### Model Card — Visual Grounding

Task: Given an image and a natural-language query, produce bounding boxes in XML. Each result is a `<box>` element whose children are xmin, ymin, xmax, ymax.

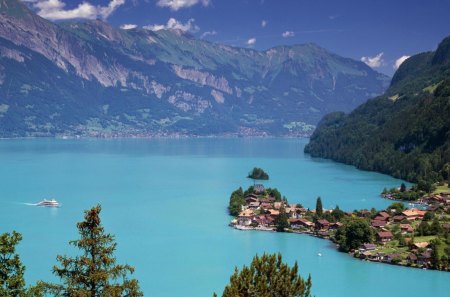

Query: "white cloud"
<box><xmin>144</xmin><ymin>24</ymin><xmax>166</xmax><ymax>31</ymax></box>
<box><xmin>157</xmin><ymin>0</ymin><xmax>210</xmax><ymax>11</ymax></box>
<box><xmin>261</xmin><ymin>20</ymin><xmax>267</xmax><ymax>28</ymax></box>
<box><xmin>361</xmin><ymin>52</ymin><xmax>384</xmax><ymax>68</ymax></box>
<box><xmin>247</xmin><ymin>38</ymin><xmax>256</xmax><ymax>46</ymax></box>
<box><xmin>200</xmin><ymin>30</ymin><xmax>217</xmax><ymax>39</ymax></box>
<box><xmin>282</xmin><ymin>31</ymin><xmax>295</xmax><ymax>38</ymax></box>
<box><xmin>394</xmin><ymin>55</ymin><xmax>410</xmax><ymax>69</ymax></box>
<box><xmin>30</xmin><ymin>0</ymin><xmax>125</xmax><ymax>21</ymax></box>
<box><xmin>144</xmin><ymin>18</ymin><xmax>200</xmax><ymax>33</ymax></box>
<box><xmin>120</xmin><ymin>24</ymin><xmax>138</xmax><ymax>30</ymax></box>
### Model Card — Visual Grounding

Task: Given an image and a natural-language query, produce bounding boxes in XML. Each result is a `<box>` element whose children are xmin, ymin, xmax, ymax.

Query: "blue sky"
<box><xmin>24</xmin><ymin>0</ymin><xmax>450</xmax><ymax>76</ymax></box>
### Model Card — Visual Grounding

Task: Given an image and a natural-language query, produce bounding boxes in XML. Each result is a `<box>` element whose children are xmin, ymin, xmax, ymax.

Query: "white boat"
<box><xmin>36</xmin><ymin>199</ymin><xmax>61</xmax><ymax>207</ymax></box>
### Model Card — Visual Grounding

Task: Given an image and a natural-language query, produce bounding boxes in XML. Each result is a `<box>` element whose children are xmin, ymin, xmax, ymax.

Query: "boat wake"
<box><xmin>20</xmin><ymin>199</ymin><xmax>61</xmax><ymax>207</ymax></box>
<box><xmin>21</xmin><ymin>202</ymin><xmax>38</xmax><ymax>206</ymax></box>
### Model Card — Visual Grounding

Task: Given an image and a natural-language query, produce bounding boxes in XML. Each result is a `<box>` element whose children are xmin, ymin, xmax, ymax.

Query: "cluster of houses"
<box><xmin>230</xmin><ymin>188</ymin><xmax>341</xmax><ymax>233</ymax></box>
<box><xmin>356</xmin><ymin>207</ymin><xmax>448</xmax><ymax>268</ymax></box>
<box><xmin>229</xmin><ymin>186</ymin><xmax>450</xmax><ymax>270</ymax></box>
<box><xmin>421</xmin><ymin>192</ymin><xmax>450</xmax><ymax>206</ymax></box>
<box><xmin>384</xmin><ymin>190</ymin><xmax>450</xmax><ymax>207</ymax></box>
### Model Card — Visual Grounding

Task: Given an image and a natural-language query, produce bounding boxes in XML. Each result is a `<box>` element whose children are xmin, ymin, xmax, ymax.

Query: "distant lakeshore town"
<box><xmin>229</xmin><ymin>168</ymin><xmax>450</xmax><ymax>271</ymax></box>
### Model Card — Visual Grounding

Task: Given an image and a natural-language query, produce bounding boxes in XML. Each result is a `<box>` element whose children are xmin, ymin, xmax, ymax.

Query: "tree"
<box><xmin>400</xmin><ymin>183</ymin><xmax>407</xmax><ymax>192</ymax></box>
<box><xmin>430</xmin><ymin>218</ymin><xmax>442</xmax><ymax>235</ymax></box>
<box><xmin>266</xmin><ymin>188</ymin><xmax>282</xmax><ymax>202</ymax></box>
<box><xmin>0</xmin><ymin>231</ymin><xmax>26</xmax><ymax>297</ymax></box>
<box><xmin>335</xmin><ymin>217</ymin><xmax>373</xmax><ymax>252</ymax></box>
<box><xmin>423</xmin><ymin>211</ymin><xmax>435</xmax><ymax>221</ymax></box>
<box><xmin>229</xmin><ymin>187</ymin><xmax>245</xmax><ymax>216</ymax></box>
<box><xmin>331</xmin><ymin>205</ymin><xmax>345</xmax><ymax>222</ymax></box>
<box><xmin>315</xmin><ymin>197</ymin><xmax>323</xmax><ymax>218</ymax></box>
<box><xmin>416</xmin><ymin>220</ymin><xmax>430</xmax><ymax>236</ymax></box>
<box><xmin>217</xmin><ymin>253</ymin><xmax>312</xmax><ymax>297</ymax></box>
<box><xmin>44</xmin><ymin>205</ymin><xmax>143</xmax><ymax>297</ymax></box>
<box><xmin>387</xmin><ymin>202</ymin><xmax>405</xmax><ymax>215</ymax></box>
<box><xmin>275</xmin><ymin>206</ymin><xmax>290</xmax><ymax>232</ymax></box>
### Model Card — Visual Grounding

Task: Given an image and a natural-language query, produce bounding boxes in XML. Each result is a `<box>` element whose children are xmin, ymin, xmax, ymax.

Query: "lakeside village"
<box><xmin>229</xmin><ymin>169</ymin><xmax>450</xmax><ymax>271</ymax></box>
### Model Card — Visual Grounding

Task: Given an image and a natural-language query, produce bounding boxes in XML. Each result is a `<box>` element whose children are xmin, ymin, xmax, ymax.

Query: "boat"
<box><xmin>317</xmin><ymin>253</ymin><xmax>322</xmax><ymax>257</ymax></box>
<box><xmin>36</xmin><ymin>199</ymin><xmax>61</xmax><ymax>207</ymax></box>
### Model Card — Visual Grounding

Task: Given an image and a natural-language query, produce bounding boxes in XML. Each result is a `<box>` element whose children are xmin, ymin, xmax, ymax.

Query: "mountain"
<box><xmin>305</xmin><ymin>35</ymin><xmax>450</xmax><ymax>183</ymax></box>
<box><xmin>0</xmin><ymin>0</ymin><xmax>389</xmax><ymax>137</ymax></box>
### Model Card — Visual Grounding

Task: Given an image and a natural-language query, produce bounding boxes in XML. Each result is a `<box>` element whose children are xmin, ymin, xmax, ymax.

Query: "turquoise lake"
<box><xmin>0</xmin><ymin>138</ymin><xmax>448</xmax><ymax>296</ymax></box>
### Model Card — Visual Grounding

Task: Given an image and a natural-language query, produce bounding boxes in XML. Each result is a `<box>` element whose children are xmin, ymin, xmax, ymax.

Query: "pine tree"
<box><xmin>315</xmin><ymin>197</ymin><xmax>323</xmax><ymax>218</ymax></box>
<box><xmin>44</xmin><ymin>205</ymin><xmax>143</xmax><ymax>297</ymax></box>
<box><xmin>0</xmin><ymin>231</ymin><xmax>26</xmax><ymax>297</ymax></box>
<box><xmin>218</xmin><ymin>253</ymin><xmax>312</xmax><ymax>297</ymax></box>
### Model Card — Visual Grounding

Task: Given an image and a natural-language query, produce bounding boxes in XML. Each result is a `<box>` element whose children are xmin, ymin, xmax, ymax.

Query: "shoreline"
<box><xmin>229</xmin><ymin>224</ymin><xmax>446</xmax><ymax>272</ymax></box>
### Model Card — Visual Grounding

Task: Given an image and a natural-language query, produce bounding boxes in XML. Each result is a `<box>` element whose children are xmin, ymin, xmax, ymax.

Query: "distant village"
<box><xmin>229</xmin><ymin>180</ymin><xmax>450</xmax><ymax>271</ymax></box>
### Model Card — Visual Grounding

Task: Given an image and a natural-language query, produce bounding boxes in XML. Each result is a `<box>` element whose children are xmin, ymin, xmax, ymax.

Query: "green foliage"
<box><xmin>247</xmin><ymin>167</ymin><xmax>269</xmax><ymax>180</ymax></box>
<box><xmin>0</xmin><ymin>231</ymin><xmax>26</xmax><ymax>297</ymax></box>
<box><xmin>331</xmin><ymin>205</ymin><xmax>345</xmax><ymax>222</ymax></box>
<box><xmin>275</xmin><ymin>206</ymin><xmax>290</xmax><ymax>232</ymax></box>
<box><xmin>228</xmin><ymin>187</ymin><xmax>245</xmax><ymax>216</ymax></box>
<box><xmin>430</xmin><ymin>218</ymin><xmax>443</xmax><ymax>235</ymax></box>
<box><xmin>387</xmin><ymin>202</ymin><xmax>406</xmax><ymax>215</ymax></box>
<box><xmin>305</xmin><ymin>36</ymin><xmax>450</xmax><ymax>183</ymax></box>
<box><xmin>384</xmin><ymin>186</ymin><xmax>424</xmax><ymax>201</ymax></box>
<box><xmin>266</xmin><ymin>188</ymin><xmax>282</xmax><ymax>202</ymax></box>
<box><xmin>416</xmin><ymin>221</ymin><xmax>431</xmax><ymax>236</ymax></box>
<box><xmin>335</xmin><ymin>217</ymin><xmax>373</xmax><ymax>252</ymax></box>
<box><xmin>423</xmin><ymin>211</ymin><xmax>435</xmax><ymax>221</ymax></box>
<box><xmin>315</xmin><ymin>197</ymin><xmax>323</xmax><ymax>218</ymax></box>
<box><xmin>43</xmin><ymin>205</ymin><xmax>143</xmax><ymax>297</ymax></box>
<box><xmin>400</xmin><ymin>183</ymin><xmax>407</xmax><ymax>192</ymax></box>
<box><xmin>218</xmin><ymin>253</ymin><xmax>312</xmax><ymax>297</ymax></box>
<box><xmin>430</xmin><ymin>238</ymin><xmax>449</xmax><ymax>270</ymax></box>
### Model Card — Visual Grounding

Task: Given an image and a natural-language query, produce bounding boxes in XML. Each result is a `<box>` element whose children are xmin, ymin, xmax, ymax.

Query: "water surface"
<box><xmin>0</xmin><ymin>138</ymin><xmax>447</xmax><ymax>296</ymax></box>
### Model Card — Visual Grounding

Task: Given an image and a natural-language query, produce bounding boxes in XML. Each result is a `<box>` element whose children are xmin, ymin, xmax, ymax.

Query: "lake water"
<box><xmin>0</xmin><ymin>138</ymin><xmax>448</xmax><ymax>296</ymax></box>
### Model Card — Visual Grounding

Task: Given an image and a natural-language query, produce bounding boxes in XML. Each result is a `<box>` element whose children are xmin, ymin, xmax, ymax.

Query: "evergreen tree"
<box><xmin>315</xmin><ymin>197</ymin><xmax>323</xmax><ymax>218</ymax></box>
<box><xmin>0</xmin><ymin>231</ymin><xmax>26</xmax><ymax>297</ymax></box>
<box><xmin>400</xmin><ymin>183</ymin><xmax>407</xmax><ymax>192</ymax></box>
<box><xmin>275</xmin><ymin>206</ymin><xmax>290</xmax><ymax>232</ymax></box>
<box><xmin>44</xmin><ymin>205</ymin><xmax>143</xmax><ymax>297</ymax></box>
<box><xmin>218</xmin><ymin>253</ymin><xmax>312</xmax><ymax>297</ymax></box>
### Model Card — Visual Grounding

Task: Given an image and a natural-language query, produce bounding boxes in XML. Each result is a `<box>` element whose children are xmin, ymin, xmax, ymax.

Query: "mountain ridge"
<box><xmin>0</xmin><ymin>0</ymin><xmax>389</xmax><ymax>137</ymax></box>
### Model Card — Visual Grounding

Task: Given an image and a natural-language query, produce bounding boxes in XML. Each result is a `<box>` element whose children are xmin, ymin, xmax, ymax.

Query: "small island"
<box><xmin>228</xmin><ymin>180</ymin><xmax>450</xmax><ymax>271</ymax></box>
<box><xmin>247</xmin><ymin>167</ymin><xmax>269</xmax><ymax>180</ymax></box>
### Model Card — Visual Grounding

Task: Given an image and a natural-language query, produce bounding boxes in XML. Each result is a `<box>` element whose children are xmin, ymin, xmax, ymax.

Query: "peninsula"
<box><xmin>228</xmin><ymin>182</ymin><xmax>450</xmax><ymax>271</ymax></box>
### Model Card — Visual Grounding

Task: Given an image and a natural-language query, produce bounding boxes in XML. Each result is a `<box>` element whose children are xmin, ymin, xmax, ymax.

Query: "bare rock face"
<box><xmin>173</xmin><ymin>65</ymin><xmax>233</xmax><ymax>95</ymax></box>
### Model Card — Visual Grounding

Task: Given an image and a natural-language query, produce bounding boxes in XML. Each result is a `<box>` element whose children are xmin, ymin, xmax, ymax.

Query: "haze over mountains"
<box><xmin>0</xmin><ymin>0</ymin><xmax>389</xmax><ymax>137</ymax></box>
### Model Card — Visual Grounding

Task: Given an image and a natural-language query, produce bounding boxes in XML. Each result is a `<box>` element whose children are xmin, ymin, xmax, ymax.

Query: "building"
<box><xmin>315</xmin><ymin>219</ymin><xmax>330</xmax><ymax>230</ymax></box>
<box><xmin>371</xmin><ymin>220</ymin><xmax>386</xmax><ymax>228</ymax></box>
<box><xmin>400</xmin><ymin>224</ymin><xmax>414</xmax><ymax>234</ymax></box>
<box><xmin>254</xmin><ymin>184</ymin><xmax>265</xmax><ymax>193</ymax></box>
<box><xmin>402</xmin><ymin>208</ymin><xmax>427</xmax><ymax>221</ymax></box>
<box><xmin>237</xmin><ymin>209</ymin><xmax>255</xmax><ymax>226</ymax></box>
<box><xmin>377</xmin><ymin>231</ymin><xmax>393</xmax><ymax>243</ymax></box>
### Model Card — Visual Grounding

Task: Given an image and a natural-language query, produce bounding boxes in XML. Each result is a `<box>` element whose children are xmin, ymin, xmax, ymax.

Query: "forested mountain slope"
<box><xmin>305</xmin><ymin>36</ymin><xmax>450</xmax><ymax>183</ymax></box>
